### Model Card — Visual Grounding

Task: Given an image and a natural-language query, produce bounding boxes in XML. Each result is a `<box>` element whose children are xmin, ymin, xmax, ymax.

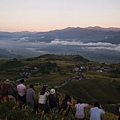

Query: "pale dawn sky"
<box><xmin>0</xmin><ymin>0</ymin><xmax>120</xmax><ymax>32</ymax></box>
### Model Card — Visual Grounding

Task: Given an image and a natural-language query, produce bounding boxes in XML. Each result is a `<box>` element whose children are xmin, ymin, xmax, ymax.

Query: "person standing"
<box><xmin>1</xmin><ymin>79</ymin><xmax>11</xmax><ymax>100</ymax></box>
<box><xmin>90</xmin><ymin>101</ymin><xmax>105</xmax><ymax>120</ymax></box>
<box><xmin>8</xmin><ymin>82</ymin><xmax>17</xmax><ymax>103</ymax></box>
<box><xmin>17</xmin><ymin>79</ymin><xmax>26</xmax><ymax>108</ymax></box>
<box><xmin>0</xmin><ymin>80</ymin><xmax>3</xmax><ymax>102</ymax></box>
<box><xmin>38</xmin><ymin>86</ymin><xmax>49</xmax><ymax>114</ymax></box>
<box><xmin>60</xmin><ymin>94</ymin><xmax>73</xmax><ymax>116</ymax></box>
<box><xmin>118</xmin><ymin>104</ymin><xmax>120</xmax><ymax>120</ymax></box>
<box><xmin>75</xmin><ymin>99</ymin><xmax>89</xmax><ymax>120</ymax></box>
<box><xmin>26</xmin><ymin>84</ymin><xmax>35</xmax><ymax>110</ymax></box>
<box><xmin>48</xmin><ymin>89</ymin><xmax>57</xmax><ymax>110</ymax></box>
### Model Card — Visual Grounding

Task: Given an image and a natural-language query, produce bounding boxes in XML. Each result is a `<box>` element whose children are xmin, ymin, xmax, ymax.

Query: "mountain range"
<box><xmin>0</xmin><ymin>26</ymin><xmax>120</xmax><ymax>63</ymax></box>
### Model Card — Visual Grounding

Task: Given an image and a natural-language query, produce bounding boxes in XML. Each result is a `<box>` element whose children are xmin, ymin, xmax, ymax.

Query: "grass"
<box><xmin>58</xmin><ymin>78</ymin><xmax>120</xmax><ymax>103</ymax></box>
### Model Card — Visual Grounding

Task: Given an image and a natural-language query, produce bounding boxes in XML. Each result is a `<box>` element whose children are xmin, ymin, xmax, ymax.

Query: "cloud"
<box><xmin>49</xmin><ymin>39</ymin><xmax>115</xmax><ymax>46</ymax></box>
<box><xmin>48</xmin><ymin>39</ymin><xmax>120</xmax><ymax>52</ymax></box>
<box><xmin>0</xmin><ymin>38</ymin><xmax>120</xmax><ymax>52</ymax></box>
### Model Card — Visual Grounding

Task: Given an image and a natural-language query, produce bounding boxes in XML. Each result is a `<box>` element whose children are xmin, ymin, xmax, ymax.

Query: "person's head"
<box><xmin>40</xmin><ymin>86</ymin><xmax>47</xmax><ymax>95</ymax></box>
<box><xmin>20</xmin><ymin>79</ymin><xmax>24</xmax><ymax>83</ymax></box>
<box><xmin>41</xmin><ymin>86</ymin><xmax>46</xmax><ymax>92</ymax></box>
<box><xmin>30</xmin><ymin>84</ymin><xmax>33</xmax><ymax>88</ymax></box>
<box><xmin>77</xmin><ymin>99</ymin><xmax>81</xmax><ymax>104</ymax></box>
<box><xmin>94</xmin><ymin>101</ymin><xmax>100</xmax><ymax>108</ymax></box>
<box><xmin>65</xmin><ymin>94</ymin><xmax>71</xmax><ymax>100</ymax></box>
<box><xmin>4</xmin><ymin>79</ymin><xmax>10</xmax><ymax>84</ymax></box>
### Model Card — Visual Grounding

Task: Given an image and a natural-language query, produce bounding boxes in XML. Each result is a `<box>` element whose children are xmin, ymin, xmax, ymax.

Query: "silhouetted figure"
<box><xmin>60</xmin><ymin>94</ymin><xmax>74</xmax><ymax>116</ymax></box>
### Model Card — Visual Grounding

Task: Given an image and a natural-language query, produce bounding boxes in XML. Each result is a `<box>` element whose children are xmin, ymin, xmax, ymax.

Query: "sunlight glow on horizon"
<box><xmin>0</xmin><ymin>0</ymin><xmax>120</xmax><ymax>32</ymax></box>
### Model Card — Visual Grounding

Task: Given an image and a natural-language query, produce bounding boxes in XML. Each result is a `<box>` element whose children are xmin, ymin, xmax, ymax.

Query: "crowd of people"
<box><xmin>0</xmin><ymin>78</ymin><xmax>120</xmax><ymax>120</ymax></box>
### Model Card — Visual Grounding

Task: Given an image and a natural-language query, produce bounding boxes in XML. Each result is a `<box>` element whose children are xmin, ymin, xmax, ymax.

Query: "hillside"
<box><xmin>0</xmin><ymin>54</ymin><xmax>120</xmax><ymax>118</ymax></box>
<box><xmin>0</xmin><ymin>54</ymin><xmax>119</xmax><ymax>103</ymax></box>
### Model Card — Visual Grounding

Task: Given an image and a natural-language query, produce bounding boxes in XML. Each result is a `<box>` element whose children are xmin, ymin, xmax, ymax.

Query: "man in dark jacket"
<box><xmin>48</xmin><ymin>89</ymin><xmax>57</xmax><ymax>110</ymax></box>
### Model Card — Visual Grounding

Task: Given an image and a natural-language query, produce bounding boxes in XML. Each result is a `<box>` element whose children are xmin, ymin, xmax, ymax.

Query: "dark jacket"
<box><xmin>48</xmin><ymin>94</ymin><xmax>57</xmax><ymax>109</ymax></box>
<box><xmin>8</xmin><ymin>84</ymin><xmax>17</xmax><ymax>98</ymax></box>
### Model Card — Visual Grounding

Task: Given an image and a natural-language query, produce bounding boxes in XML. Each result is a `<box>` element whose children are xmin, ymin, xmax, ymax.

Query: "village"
<box><xmin>15</xmin><ymin>60</ymin><xmax>115</xmax><ymax>89</ymax></box>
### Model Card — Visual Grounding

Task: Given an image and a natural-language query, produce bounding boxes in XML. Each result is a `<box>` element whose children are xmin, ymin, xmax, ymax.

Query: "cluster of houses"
<box><xmin>19</xmin><ymin>66</ymin><xmax>38</xmax><ymax>78</ymax></box>
<box><xmin>16</xmin><ymin>62</ymin><xmax>113</xmax><ymax>89</ymax></box>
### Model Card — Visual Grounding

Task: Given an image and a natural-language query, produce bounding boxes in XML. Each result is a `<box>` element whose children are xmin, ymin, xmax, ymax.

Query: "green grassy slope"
<box><xmin>58</xmin><ymin>78</ymin><xmax>120</xmax><ymax>103</ymax></box>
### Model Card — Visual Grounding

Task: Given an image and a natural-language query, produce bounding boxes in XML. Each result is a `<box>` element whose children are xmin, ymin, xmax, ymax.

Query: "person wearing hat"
<box><xmin>4</xmin><ymin>79</ymin><xmax>10</xmax><ymax>84</ymax></box>
<box><xmin>48</xmin><ymin>88</ymin><xmax>57</xmax><ymax>110</ymax></box>
<box><xmin>1</xmin><ymin>79</ymin><xmax>11</xmax><ymax>100</ymax></box>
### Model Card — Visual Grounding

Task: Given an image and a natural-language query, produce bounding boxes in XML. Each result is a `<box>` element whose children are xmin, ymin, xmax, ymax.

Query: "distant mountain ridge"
<box><xmin>87</xmin><ymin>26</ymin><xmax>120</xmax><ymax>31</ymax></box>
<box><xmin>1</xmin><ymin>26</ymin><xmax>120</xmax><ymax>43</ymax></box>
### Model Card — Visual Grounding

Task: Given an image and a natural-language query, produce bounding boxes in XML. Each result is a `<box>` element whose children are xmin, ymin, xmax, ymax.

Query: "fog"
<box><xmin>0</xmin><ymin>38</ymin><xmax>120</xmax><ymax>63</ymax></box>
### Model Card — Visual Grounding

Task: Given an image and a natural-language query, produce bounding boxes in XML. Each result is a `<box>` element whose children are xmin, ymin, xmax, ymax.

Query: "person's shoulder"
<box><xmin>22</xmin><ymin>84</ymin><xmax>26</xmax><ymax>88</ymax></box>
<box><xmin>99</xmin><ymin>108</ymin><xmax>105</xmax><ymax>112</ymax></box>
<box><xmin>17</xmin><ymin>84</ymin><xmax>20</xmax><ymax>87</ymax></box>
<box><xmin>90</xmin><ymin>107</ymin><xmax>96</xmax><ymax>111</ymax></box>
<box><xmin>75</xmin><ymin>103</ymin><xmax>79</xmax><ymax>107</ymax></box>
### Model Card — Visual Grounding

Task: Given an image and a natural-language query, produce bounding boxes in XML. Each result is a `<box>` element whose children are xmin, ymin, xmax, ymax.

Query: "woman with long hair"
<box><xmin>38</xmin><ymin>86</ymin><xmax>49</xmax><ymax>115</ymax></box>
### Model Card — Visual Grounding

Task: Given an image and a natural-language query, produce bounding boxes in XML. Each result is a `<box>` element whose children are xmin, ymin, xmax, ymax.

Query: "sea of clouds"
<box><xmin>0</xmin><ymin>38</ymin><xmax>120</xmax><ymax>52</ymax></box>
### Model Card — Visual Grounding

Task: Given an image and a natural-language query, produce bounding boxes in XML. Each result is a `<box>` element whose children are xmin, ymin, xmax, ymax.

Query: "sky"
<box><xmin>0</xmin><ymin>0</ymin><xmax>120</xmax><ymax>32</ymax></box>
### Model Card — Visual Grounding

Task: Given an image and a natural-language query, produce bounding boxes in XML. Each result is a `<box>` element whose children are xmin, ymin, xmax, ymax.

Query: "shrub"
<box><xmin>0</xmin><ymin>101</ymin><xmax>15</xmax><ymax>120</ymax></box>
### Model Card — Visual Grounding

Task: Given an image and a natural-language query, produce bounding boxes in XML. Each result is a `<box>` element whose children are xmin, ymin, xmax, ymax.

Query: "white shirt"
<box><xmin>90</xmin><ymin>107</ymin><xmax>105</xmax><ymax>120</ymax></box>
<box><xmin>38</xmin><ymin>92</ymin><xmax>49</xmax><ymax>104</ymax></box>
<box><xmin>75</xmin><ymin>103</ymin><xmax>88</xmax><ymax>118</ymax></box>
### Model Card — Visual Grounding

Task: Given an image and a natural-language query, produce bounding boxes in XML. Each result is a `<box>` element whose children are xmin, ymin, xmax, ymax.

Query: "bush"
<box><xmin>0</xmin><ymin>101</ymin><xmax>15</xmax><ymax>120</ymax></box>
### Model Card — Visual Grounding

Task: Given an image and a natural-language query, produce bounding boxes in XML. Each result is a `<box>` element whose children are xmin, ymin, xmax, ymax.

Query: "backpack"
<box><xmin>8</xmin><ymin>85</ymin><xmax>17</xmax><ymax>98</ymax></box>
<box><xmin>61</xmin><ymin>99</ymin><xmax>67</xmax><ymax>109</ymax></box>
